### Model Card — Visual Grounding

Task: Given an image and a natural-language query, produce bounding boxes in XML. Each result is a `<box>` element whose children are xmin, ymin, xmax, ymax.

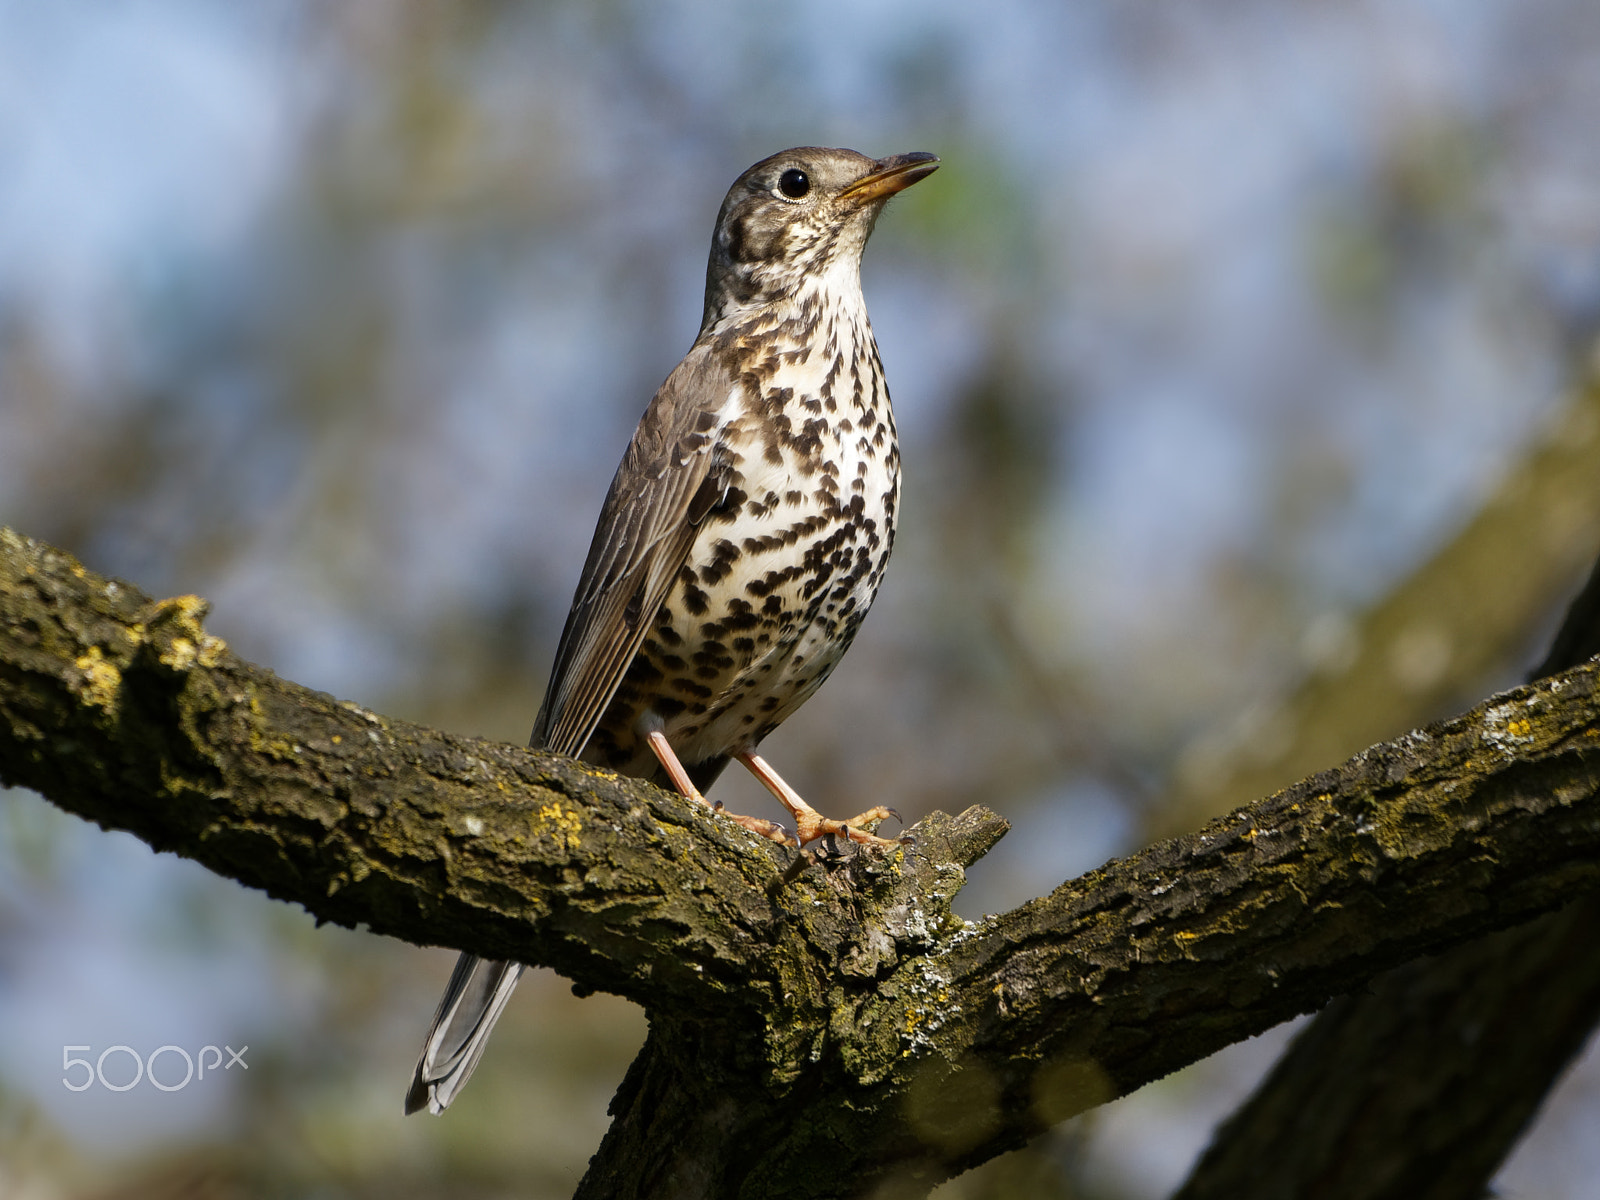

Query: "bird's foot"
<box><xmin>647</xmin><ymin>731</ymin><xmax>909</xmax><ymax>849</ymax></box>
<box><xmin>736</xmin><ymin>751</ymin><xmax>912</xmax><ymax>850</ymax></box>
<box><xmin>711</xmin><ymin>801</ymin><xmax>793</xmax><ymax>845</ymax></box>
<box><xmin>792</xmin><ymin>804</ymin><xmax>907</xmax><ymax>848</ymax></box>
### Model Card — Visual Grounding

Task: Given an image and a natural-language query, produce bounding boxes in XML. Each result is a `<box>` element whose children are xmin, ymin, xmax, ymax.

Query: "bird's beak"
<box><xmin>840</xmin><ymin>152</ymin><xmax>941</xmax><ymax>206</ymax></box>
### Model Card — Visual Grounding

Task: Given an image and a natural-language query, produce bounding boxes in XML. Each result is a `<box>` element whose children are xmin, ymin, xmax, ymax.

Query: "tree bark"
<box><xmin>1175</xmin><ymin>550</ymin><xmax>1600</xmax><ymax>1200</ymax></box>
<box><xmin>7</xmin><ymin>523</ymin><xmax>1600</xmax><ymax>1198</ymax></box>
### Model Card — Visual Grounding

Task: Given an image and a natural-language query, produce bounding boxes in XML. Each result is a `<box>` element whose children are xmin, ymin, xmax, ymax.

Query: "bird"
<box><xmin>405</xmin><ymin>145</ymin><xmax>939</xmax><ymax>1115</ymax></box>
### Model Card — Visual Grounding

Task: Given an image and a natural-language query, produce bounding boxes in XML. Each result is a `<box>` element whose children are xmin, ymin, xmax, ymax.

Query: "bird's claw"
<box><xmin>884</xmin><ymin>809</ymin><xmax>916</xmax><ymax>844</ymax></box>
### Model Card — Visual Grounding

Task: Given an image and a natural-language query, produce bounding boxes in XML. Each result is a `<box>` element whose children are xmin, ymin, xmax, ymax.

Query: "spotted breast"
<box><xmin>582</xmin><ymin>286</ymin><xmax>901</xmax><ymax>791</ymax></box>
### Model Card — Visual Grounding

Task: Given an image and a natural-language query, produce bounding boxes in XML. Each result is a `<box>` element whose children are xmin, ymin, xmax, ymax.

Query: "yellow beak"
<box><xmin>840</xmin><ymin>152</ymin><xmax>941</xmax><ymax>205</ymax></box>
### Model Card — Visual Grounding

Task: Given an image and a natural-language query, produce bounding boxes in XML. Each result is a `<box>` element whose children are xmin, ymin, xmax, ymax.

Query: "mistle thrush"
<box><xmin>407</xmin><ymin>146</ymin><xmax>939</xmax><ymax>1115</ymax></box>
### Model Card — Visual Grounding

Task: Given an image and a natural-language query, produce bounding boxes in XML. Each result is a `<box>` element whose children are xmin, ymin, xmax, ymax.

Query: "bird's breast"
<box><xmin>586</xmin><ymin>313</ymin><xmax>902</xmax><ymax>777</ymax></box>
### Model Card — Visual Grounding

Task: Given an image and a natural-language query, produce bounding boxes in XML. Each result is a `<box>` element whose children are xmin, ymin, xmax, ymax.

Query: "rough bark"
<box><xmin>1175</xmin><ymin>549</ymin><xmax>1600</xmax><ymax>1200</ymax></box>
<box><xmin>7</xmin><ymin>523</ymin><xmax>1600</xmax><ymax>1199</ymax></box>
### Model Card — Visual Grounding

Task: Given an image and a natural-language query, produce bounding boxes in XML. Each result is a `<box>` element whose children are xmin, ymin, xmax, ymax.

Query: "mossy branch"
<box><xmin>6</xmin><ymin>523</ymin><xmax>1600</xmax><ymax>1198</ymax></box>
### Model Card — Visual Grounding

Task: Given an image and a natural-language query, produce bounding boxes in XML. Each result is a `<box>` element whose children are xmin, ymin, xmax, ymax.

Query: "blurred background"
<box><xmin>3</xmin><ymin>1</ymin><xmax>1600</xmax><ymax>1196</ymax></box>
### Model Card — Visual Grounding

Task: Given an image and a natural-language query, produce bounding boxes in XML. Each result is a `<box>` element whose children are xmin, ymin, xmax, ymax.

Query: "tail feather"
<box><xmin>405</xmin><ymin>953</ymin><xmax>526</xmax><ymax>1115</ymax></box>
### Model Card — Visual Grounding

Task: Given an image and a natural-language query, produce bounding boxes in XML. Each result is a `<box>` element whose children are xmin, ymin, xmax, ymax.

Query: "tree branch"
<box><xmin>1175</xmin><ymin>548</ymin><xmax>1600</xmax><ymax>1200</ymax></box>
<box><xmin>6</xmin><ymin>523</ymin><xmax>1600</xmax><ymax>1198</ymax></box>
<box><xmin>0</xmin><ymin>529</ymin><xmax>814</xmax><ymax>1011</ymax></box>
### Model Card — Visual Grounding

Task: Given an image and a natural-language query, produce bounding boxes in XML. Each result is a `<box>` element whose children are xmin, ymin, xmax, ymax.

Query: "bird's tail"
<box><xmin>405</xmin><ymin>953</ymin><xmax>526</xmax><ymax>1115</ymax></box>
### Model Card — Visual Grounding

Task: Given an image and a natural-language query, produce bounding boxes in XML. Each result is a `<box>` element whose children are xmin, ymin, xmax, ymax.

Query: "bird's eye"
<box><xmin>778</xmin><ymin>168</ymin><xmax>810</xmax><ymax>199</ymax></box>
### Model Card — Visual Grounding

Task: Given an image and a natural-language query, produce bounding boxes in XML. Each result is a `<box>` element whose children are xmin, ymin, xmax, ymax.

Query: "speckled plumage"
<box><xmin>576</xmin><ymin>272</ymin><xmax>898</xmax><ymax>788</ymax></box>
<box><xmin>407</xmin><ymin>146</ymin><xmax>938</xmax><ymax>1116</ymax></box>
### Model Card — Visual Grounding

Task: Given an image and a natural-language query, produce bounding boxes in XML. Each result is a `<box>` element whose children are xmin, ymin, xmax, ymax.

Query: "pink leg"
<box><xmin>646</xmin><ymin>731</ymin><xmax>791</xmax><ymax>844</ymax></box>
<box><xmin>646</xmin><ymin>730</ymin><xmax>708</xmax><ymax>804</ymax></box>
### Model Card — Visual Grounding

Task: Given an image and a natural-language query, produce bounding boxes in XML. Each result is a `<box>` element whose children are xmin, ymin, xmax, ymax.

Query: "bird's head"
<box><xmin>701</xmin><ymin>146</ymin><xmax>939</xmax><ymax>331</ymax></box>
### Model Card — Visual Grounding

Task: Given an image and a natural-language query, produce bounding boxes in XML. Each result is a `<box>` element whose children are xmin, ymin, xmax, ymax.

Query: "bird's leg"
<box><xmin>645</xmin><ymin>731</ymin><xmax>791</xmax><ymax>844</ymax></box>
<box><xmin>735</xmin><ymin>751</ymin><xmax>908</xmax><ymax>848</ymax></box>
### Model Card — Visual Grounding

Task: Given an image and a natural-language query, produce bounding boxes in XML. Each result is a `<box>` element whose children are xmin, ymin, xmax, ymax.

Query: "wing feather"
<box><xmin>530</xmin><ymin>347</ymin><xmax>735</xmax><ymax>757</ymax></box>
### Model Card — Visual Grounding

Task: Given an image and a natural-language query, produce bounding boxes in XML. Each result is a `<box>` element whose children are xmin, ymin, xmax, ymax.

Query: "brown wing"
<box><xmin>529</xmin><ymin>346</ymin><xmax>735</xmax><ymax>757</ymax></box>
